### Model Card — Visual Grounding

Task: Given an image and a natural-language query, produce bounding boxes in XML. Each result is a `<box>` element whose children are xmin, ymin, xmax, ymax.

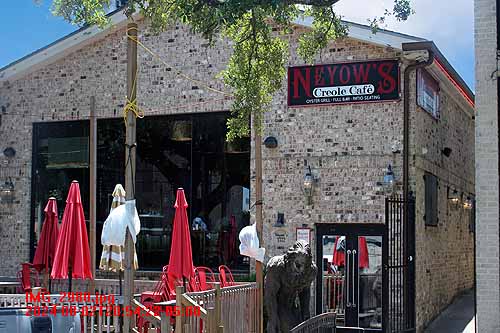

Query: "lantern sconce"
<box><xmin>1</xmin><ymin>178</ymin><xmax>14</xmax><ymax>193</ymax></box>
<box><xmin>303</xmin><ymin>166</ymin><xmax>318</xmax><ymax>205</ymax></box>
<box><xmin>463</xmin><ymin>196</ymin><xmax>473</xmax><ymax>210</ymax></box>
<box><xmin>0</xmin><ymin>177</ymin><xmax>14</xmax><ymax>203</ymax></box>
<box><xmin>447</xmin><ymin>187</ymin><xmax>461</xmax><ymax>207</ymax></box>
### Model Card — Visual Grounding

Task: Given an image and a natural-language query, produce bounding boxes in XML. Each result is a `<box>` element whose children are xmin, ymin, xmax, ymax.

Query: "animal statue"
<box><xmin>264</xmin><ymin>241</ymin><xmax>317</xmax><ymax>333</ymax></box>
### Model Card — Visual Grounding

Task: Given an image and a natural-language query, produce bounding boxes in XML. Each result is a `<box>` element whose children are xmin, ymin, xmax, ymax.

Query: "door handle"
<box><xmin>351</xmin><ymin>249</ymin><xmax>357</xmax><ymax>308</ymax></box>
<box><xmin>346</xmin><ymin>249</ymin><xmax>351</xmax><ymax>308</ymax></box>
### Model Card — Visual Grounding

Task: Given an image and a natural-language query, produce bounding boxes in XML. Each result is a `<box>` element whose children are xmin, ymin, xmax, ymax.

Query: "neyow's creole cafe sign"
<box><xmin>287</xmin><ymin>60</ymin><xmax>400</xmax><ymax>107</ymax></box>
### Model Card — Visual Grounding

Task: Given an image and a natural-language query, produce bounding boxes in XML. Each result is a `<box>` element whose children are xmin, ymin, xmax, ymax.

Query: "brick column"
<box><xmin>475</xmin><ymin>0</ymin><xmax>500</xmax><ymax>331</ymax></box>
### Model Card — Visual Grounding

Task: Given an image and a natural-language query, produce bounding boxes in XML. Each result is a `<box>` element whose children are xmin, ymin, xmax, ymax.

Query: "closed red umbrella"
<box><xmin>167</xmin><ymin>188</ymin><xmax>194</xmax><ymax>284</ymax></box>
<box><xmin>51</xmin><ymin>181</ymin><xmax>93</xmax><ymax>290</ymax></box>
<box><xmin>33</xmin><ymin>197</ymin><xmax>59</xmax><ymax>274</ymax></box>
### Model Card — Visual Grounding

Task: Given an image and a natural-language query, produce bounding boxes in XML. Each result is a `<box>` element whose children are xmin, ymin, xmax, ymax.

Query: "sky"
<box><xmin>0</xmin><ymin>0</ymin><xmax>474</xmax><ymax>90</ymax></box>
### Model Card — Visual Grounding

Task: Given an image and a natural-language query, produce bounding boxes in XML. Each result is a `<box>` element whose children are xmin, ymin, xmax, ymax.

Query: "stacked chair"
<box><xmin>137</xmin><ymin>265</ymin><xmax>236</xmax><ymax>332</ymax></box>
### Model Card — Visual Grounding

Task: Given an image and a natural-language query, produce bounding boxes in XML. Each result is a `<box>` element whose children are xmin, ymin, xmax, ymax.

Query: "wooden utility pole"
<box><xmin>89</xmin><ymin>95</ymin><xmax>96</xmax><ymax>292</ymax></box>
<box><xmin>253</xmin><ymin>115</ymin><xmax>264</xmax><ymax>333</ymax></box>
<box><xmin>123</xmin><ymin>21</ymin><xmax>138</xmax><ymax>333</ymax></box>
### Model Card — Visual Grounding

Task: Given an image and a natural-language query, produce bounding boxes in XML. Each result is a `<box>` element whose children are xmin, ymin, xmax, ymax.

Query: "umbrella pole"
<box><xmin>68</xmin><ymin>268</ymin><xmax>72</xmax><ymax>292</ymax></box>
<box><xmin>119</xmin><ymin>270</ymin><xmax>123</xmax><ymax>296</ymax></box>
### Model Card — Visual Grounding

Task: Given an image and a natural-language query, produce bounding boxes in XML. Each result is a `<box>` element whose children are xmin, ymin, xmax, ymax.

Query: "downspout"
<box><xmin>402</xmin><ymin>47</ymin><xmax>434</xmax><ymax>331</ymax></box>
<box><xmin>403</xmin><ymin>48</ymin><xmax>434</xmax><ymax>209</ymax></box>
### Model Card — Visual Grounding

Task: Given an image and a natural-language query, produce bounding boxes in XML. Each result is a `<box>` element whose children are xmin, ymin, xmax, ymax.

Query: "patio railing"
<box><xmin>0</xmin><ymin>292</ymin><xmax>124</xmax><ymax>332</ymax></box>
<box><xmin>0</xmin><ymin>280</ymin><xmax>259</xmax><ymax>333</ymax></box>
<box><xmin>50</xmin><ymin>278</ymin><xmax>158</xmax><ymax>295</ymax></box>
<box><xmin>177</xmin><ymin>282</ymin><xmax>258</xmax><ymax>333</ymax></box>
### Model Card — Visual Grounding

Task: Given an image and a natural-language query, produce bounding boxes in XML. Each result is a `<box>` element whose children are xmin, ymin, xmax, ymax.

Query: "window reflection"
<box><xmin>31</xmin><ymin>121</ymin><xmax>90</xmax><ymax>258</ymax></box>
<box><xmin>96</xmin><ymin>113</ymin><xmax>250</xmax><ymax>271</ymax></box>
<box><xmin>32</xmin><ymin>114</ymin><xmax>250</xmax><ymax>272</ymax></box>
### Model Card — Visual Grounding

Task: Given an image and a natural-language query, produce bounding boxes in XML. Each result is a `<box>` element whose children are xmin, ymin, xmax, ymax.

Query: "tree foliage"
<box><xmin>47</xmin><ymin>0</ymin><xmax>412</xmax><ymax>140</ymax></box>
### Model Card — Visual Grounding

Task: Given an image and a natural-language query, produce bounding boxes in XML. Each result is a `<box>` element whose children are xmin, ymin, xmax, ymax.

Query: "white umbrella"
<box><xmin>99</xmin><ymin>184</ymin><xmax>139</xmax><ymax>292</ymax></box>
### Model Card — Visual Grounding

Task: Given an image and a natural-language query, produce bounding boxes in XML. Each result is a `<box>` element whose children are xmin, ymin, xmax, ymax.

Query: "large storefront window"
<box><xmin>32</xmin><ymin>113</ymin><xmax>250</xmax><ymax>272</ymax></box>
<box><xmin>31</xmin><ymin>121</ymin><xmax>90</xmax><ymax>258</ymax></box>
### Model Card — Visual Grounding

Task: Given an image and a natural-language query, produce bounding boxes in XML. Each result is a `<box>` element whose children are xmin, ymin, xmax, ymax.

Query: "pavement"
<box><xmin>424</xmin><ymin>288</ymin><xmax>475</xmax><ymax>333</ymax></box>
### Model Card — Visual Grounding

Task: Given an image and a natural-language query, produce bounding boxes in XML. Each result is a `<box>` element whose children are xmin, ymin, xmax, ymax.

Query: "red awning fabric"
<box><xmin>167</xmin><ymin>188</ymin><xmax>195</xmax><ymax>281</ymax></box>
<box><xmin>33</xmin><ymin>198</ymin><xmax>59</xmax><ymax>273</ymax></box>
<box><xmin>332</xmin><ymin>236</ymin><xmax>369</xmax><ymax>269</ymax></box>
<box><xmin>51</xmin><ymin>181</ymin><xmax>93</xmax><ymax>280</ymax></box>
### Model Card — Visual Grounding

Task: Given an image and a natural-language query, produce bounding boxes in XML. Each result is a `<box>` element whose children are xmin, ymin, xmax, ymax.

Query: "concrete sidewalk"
<box><xmin>424</xmin><ymin>289</ymin><xmax>475</xmax><ymax>333</ymax></box>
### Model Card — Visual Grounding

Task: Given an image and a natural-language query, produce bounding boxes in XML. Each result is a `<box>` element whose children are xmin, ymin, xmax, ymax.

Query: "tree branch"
<box><xmin>199</xmin><ymin>0</ymin><xmax>340</xmax><ymax>7</ymax></box>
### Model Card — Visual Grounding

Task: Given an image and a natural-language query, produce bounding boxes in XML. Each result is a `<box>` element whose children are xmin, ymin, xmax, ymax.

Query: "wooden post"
<box><xmin>89</xmin><ymin>95</ymin><xmax>96</xmax><ymax>293</ymax></box>
<box><xmin>123</xmin><ymin>21</ymin><xmax>138</xmax><ymax>333</ymax></box>
<box><xmin>214</xmin><ymin>282</ymin><xmax>223</xmax><ymax>332</ymax></box>
<box><xmin>253</xmin><ymin>115</ymin><xmax>264</xmax><ymax>333</ymax></box>
<box><xmin>161</xmin><ymin>308</ymin><xmax>172</xmax><ymax>333</ymax></box>
<box><xmin>176</xmin><ymin>285</ymin><xmax>184</xmax><ymax>333</ymax></box>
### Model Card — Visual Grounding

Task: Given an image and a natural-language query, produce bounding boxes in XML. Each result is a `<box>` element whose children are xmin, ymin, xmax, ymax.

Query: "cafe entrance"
<box><xmin>316</xmin><ymin>223</ymin><xmax>385</xmax><ymax>333</ymax></box>
<box><xmin>315</xmin><ymin>196</ymin><xmax>416</xmax><ymax>333</ymax></box>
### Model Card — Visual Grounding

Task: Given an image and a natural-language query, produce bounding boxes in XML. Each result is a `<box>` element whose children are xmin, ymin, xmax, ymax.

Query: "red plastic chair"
<box><xmin>17</xmin><ymin>263</ymin><xmax>46</xmax><ymax>293</ymax></box>
<box><xmin>138</xmin><ymin>267</ymin><xmax>175</xmax><ymax>333</ymax></box>
<box><xmin>218</xmin><ymin>265</ymin><xmax>235</xmax><ymax>288</ymax></box>
<box><xmin>194</xmin><ymin>267</ymin><xmax>216</xmax><ymax>291</ymax></box>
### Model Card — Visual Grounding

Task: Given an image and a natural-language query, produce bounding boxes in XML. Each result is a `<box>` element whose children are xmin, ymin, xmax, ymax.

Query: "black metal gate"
<box><xmin>383</xmin><ymin>195</ymin><xmax>416</xmax><ymax>332</ymax></box>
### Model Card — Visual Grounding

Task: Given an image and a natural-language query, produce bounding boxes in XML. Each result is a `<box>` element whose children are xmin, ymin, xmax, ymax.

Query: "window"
<box><xmin>32</xmin><ymin>113</ymin><xmax>250</xmax><ymax>272</ymax></box>
<box><xmin>31</xmin><ymin>121</ymin><xmax>90</xmax><ymax>258</ymax></box>
<box><xmin>424</xmin><ymin>173</ymin><xmax>438</xmax><ymax>226</ymax></box>
<box><xmin>417</xmin><ymin>69</ymin><xmax>440</xmax><ymax>119</ymax></box>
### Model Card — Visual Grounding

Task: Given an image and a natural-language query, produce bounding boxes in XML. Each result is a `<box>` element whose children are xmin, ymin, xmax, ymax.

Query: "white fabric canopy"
<box><xmin>101</xmin><ymin>199</ymin><xmax>141</xmax><ymax>246</ymax></box>
<box><xmin>239</xmin><ymin>223</ymin><xmax>265</xmax><ymax>263</ymax></box>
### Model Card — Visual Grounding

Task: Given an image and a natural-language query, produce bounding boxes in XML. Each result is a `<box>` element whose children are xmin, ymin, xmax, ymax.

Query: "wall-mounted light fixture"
<box><xmin>1</xmin><ymin>178</ymin><xmax>14</xmax><ymax>194</ymax></box>
<box><xmin>447</xmin><ymin>187</ymin><xmax>461</xmax><ymax>206</ymax></box>
<box><xmin>263</xmin><ymin>136</ymin><xmax>278</xmax><ymax>149</ymax></box>
<box><xmin>275</xmin><ymin>212</ymin><xmax>285</xmax><ymax>226</ymax></box>
<box><xmin>0</xmin><ymin>178</ymin><xmax>14</xmax><ymax>203</ymax></box>
<box><xmin>3</xmin><ymin>147</ymin><xmax>15</xmax><ymax>158</ymax></box>
<box><xmin>303</xmin><ymin>166</ymin><xmax>317</xmax><ymax>205</ymax></box>
<box><xmin>463</xmin><ymin>196</ymin><xmax>473</xmax><ymax>210</ymax></box>
<box><xmin>442</xmin><ymin>147</ymin><xmax>452</xmax><ymax>157</ymax></box>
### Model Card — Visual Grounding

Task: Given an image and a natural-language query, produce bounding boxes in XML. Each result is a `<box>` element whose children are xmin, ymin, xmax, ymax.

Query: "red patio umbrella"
<box><xmin>51</xmin><ymin>181</ymin><xmax>93</xmax><ymax>290</ymax></box>
<box><xmin>332</xmin><ymin>236</ymin><xmax>369</xmax><ymax>269</ymax></box>
<box><xmin>167</xmin><ymin>188</ymin><xmax>195</xmax><ymax>286</ymax></box>
<box><xmin>33</xmin><ymin>197</ymin><xmax>59</xmax><ymax>290</ymax></box>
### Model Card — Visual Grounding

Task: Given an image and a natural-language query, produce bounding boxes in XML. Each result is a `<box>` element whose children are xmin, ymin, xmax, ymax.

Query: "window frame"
<box><xmin>417</xmin><ymin>68</ymin><xmax>440</xmax><ymax>119</ymax></box>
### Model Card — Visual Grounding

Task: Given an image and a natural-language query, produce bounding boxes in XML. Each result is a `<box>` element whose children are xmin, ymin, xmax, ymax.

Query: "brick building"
<box><xmin>475</xmin><ymin>0</ymin><xmax>500</xmax><ymax>331</ymax></box>
<box><xmin>0</xmin><ymin>10</ymin><xmax>474</xmax><ymax>332</ymax></box>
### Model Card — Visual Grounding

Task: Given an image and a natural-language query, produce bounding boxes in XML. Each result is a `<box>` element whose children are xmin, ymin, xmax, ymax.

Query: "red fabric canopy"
<box><xmin>51</xmin><ymin>181</ymin><xmax>93</xmax><ymax>280</ymax></box>
<box><xmin>332</xmin><ymin>236</ymin><xmax>369</xmax><ymax>269</ymax></box>
<box><xmin>33</xmin><ymin>198</ymin><xmax>60</xmax><ymax>273</ymax></box>
<box><xmin>167</xmin><ymin>188</ymin><xmax>194</xmax><ymax>281</ymax></box>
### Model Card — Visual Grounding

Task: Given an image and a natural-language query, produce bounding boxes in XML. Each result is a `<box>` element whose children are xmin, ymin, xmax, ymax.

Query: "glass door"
<box><xmin>316</xmin><ymin>223</ymin><xmax>385</xmax><ymax>333</ymax></box>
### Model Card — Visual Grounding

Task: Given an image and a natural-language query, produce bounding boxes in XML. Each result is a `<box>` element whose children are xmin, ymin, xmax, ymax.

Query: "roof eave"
<box><xmin>402</xmin><ymin>41</ymin><xmax>475</xmax><ymax>105</ymax></box>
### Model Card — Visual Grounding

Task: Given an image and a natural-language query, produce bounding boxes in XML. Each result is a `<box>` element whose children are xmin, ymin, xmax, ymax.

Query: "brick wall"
<box><xmin>475</xmin><ymin>0</ymin><xmax>500</xmax><ymax>331</ymax></box>
<box><xmin>409</xmin><ymin>69</ymin><xmax>475</xmax><ymax>331</ymax></box>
